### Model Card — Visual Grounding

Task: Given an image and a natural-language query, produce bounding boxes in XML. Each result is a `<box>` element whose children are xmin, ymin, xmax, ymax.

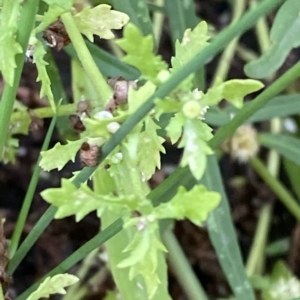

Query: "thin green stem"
<box><xmin>236</xmin><ymin>44</ymin><xmax>258</xmax><ymax>62</ymax></box>
<box><xmin>251</xmin><ymin>0</ymin><xmax>271</xmax><ymax>53</ymax></box>
<box><xmin>8</xmin><ymin>116</ymin><xmax>57</xmax><ymax>259</ymax></box>
<box><xmin>0</xmin><ymin>0</ymin><xmax>39</xmax><ymax>158</ymax></box>
<box><xmin>246</xmin><ymin>203</ymin><xmax>272</xmax><ymax>276</ymax></box>
<box><xmin>163</xmin><ymin>229</ymin><xmax>209</xmax><ymax>300</ymax></box>
<box><xmin>250</xmin><ymin>157</ymin><xmax>300</xmax><ymax>221</ymax></box>
<box><xmin>61</xmin><ymin>12</ymin><xmax>112</xmax><ymax>105</ymax></box>
<box><xmin>212</xmin><ymin>0</ymin><xmax>246</xmax><ymax>83</ymax></box>
<box><xmin>10</xmin><ymin>103</ymin><xmax>76</xmax><ymax>122</ymax></box>
<box><xmin>152</xmin><ymin>0</ymin><xmax>165</xmax><ymax>47</ymax></box>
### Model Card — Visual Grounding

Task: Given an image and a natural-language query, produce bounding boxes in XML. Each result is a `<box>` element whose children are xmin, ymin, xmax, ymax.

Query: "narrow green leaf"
<box><xmin>283</xmin><ymin>158</ymin><xmax>300</xmax><ymax>201</ymax></box>
<box><xmin>27</xmin><ymin>273</ymin><xmax>79</xmax><ymax>300</ymax></box>
<box><xmin>64</xmin><ymin>42</ymin><xmax>140</xmax><ymax>80</ymax></box>
<box><xmin>205</xmin><ymin>94</ymin><xmax>300</xmax><ymax>126</ymax></box>
<box><xmin>201</xmin><ymin>155</ymin><xmax>255</xmax><ymax>300</ymax></box>
<box><xmin>165</xmin><ymin>0</ymin><xmax>199</xmax><ymax>44</ymax></box>
<box><xmin>245</xmin><ymin>0</ymin><xmax>300</xmax><ymax>78</ymax></box>
<box><xmin>259</xmin><ymin>133</ymin><xmax>300</xmax><ymax>166</ymax></box>
<box><xmin>34</xmin><ymin>40</ymin><xmax>56</xmax><ymax>110</ymax></box>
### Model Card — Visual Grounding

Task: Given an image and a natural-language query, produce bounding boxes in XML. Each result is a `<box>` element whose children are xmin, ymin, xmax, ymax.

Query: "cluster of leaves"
<box><xmin>1</xmin><ymin>0</ymin><xmax>129</xmax><ymax>162</ymax></box>
<box><xmin>38</xmin><ymin>19</ymin><xmax>264</xmax><ymax>298</ymax></box>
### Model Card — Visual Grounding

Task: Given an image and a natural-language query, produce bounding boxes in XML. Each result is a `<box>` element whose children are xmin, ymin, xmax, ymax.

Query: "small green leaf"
<box><xmin>118</xmin><ymin>223</ymin><xmax>167</xmax><ymax>299</ymax></box>
<box><xmin>165</xmin><ymin>112</ymin><xmax>185</xmax><ymax>144</ymax></box>
<box><xmin>33</xmin><ymin>41</ymin><xmax>56</xmax><ymax>110</ymax></box>
<box><xmin>259</xmin><ymin>133</ymin><xmax>300</xmax><ymax>166</ymax></box>
<box><xmin>26</xmin><ymin>273</ymin><xmax>79</xmax><ymax>300</ymax></box>
<box><xmin>2</xmin><ymin>137</ymin><xmax>19</xmax><ymax>164</ymax></box>
<box><xmin>245</xmin><ymin>0</ymin><xmax>300</xmax><ymax>78</ymax></box>
<box><xmin>41</xmin><ymin>179</ymin><xmax>149</xmax><ymax>221</ymax></box>
<box><xmin>154</xmin><ymin>185</ymin><xmax>221</xmax><ymax>226</ymax></box>
<box><xmin>137</xmin><ymin>117</ymin><xmax>165</xmax><ymax>180</ymax></box>
<box><xmin>74</xmin><ymin>4</ymin><xmax>129</xmax><ymax>42</ymax></box>
<box><xmin>116</xmin><ymin>23</ymin><xmax>167</xmax><ymax>81</ymax></box>
<box><xmin>171</xmin><ymin>21</ymin><xmax>209</xmax><ymax>72</ymax></box>
<box><xmin>179</xmin><ymin>119</ymin><xmax>213</xmax><ymax>180</ymax></box>
<box><xmin>40</xmin><ymin>139</ymin><xmax>85</xmax><ymax>171</ymax></box>
<box><xmin>0</xmin><ymin>28</ymin><xmax>23</xmax><ymax>86</ymax></box>
<box><xmin>203</xmin><ymin>79</ymin><xmax>264</xmax><ymax>109</ymax></box>
<box><xmin>0</xmin><ymin>0</ymin><xmax>23</xmax><ymax>84</ymax></box>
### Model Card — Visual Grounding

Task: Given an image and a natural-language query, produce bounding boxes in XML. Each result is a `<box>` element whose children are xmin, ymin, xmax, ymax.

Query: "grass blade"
<box><xmin>64</xmin><ymin>42</ymin><xmax>140</xmax><ymax>80</ymax></box>
<box><xmin>8</xmin><ymin>116</ymin><xmax>57</xmax><ymax>259</ymax></box>
<box><xmin>259</xmin><ymin>133</ymin><xmax>300</xmax><ymax>166</ymax></box>
<box><xmin>201</xmin><ymin>155</ymin><xmax>255</xmax><ymax>300</ymax></box>
<box><xmin>165</xmin><ymin>0</ymin><xmax>199</xmax><ymax>44</ymax></box>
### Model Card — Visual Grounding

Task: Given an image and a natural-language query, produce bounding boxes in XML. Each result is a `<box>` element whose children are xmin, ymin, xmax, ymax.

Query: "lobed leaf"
<box><xmin>203</xmin><ymin>79</ymin><xmax>264</xmax><ymax>109</ymax></box>
<box><xmin>39</xmin><ymin>139</ymin><xmax>85</xmax><ymax>171</ymax></box>
<box><xmin>74</xmin><ymin>4</ymin><xmax>129</xmax><ymax>42</ymax></box>
<box><xmin>165</xmin><ymin>112</ymin><xmax>185</xmax><ymax>144</ymax></box>
<box><xmin>171</xmin><ymin>21</ymin><xmax>209</xmax><ymax>73</ymax></box>
<box><xmin>179</xmin><ymin>119</ymin><xmax>213</xmax><ymax>180</ymax></box>
<box><xmin>116</xmin><ymin>23</ymin><xmax>167</xmax><ymax>81</ymax></box>
<box><xmin>26</xmin><ymin>273</ymin><xmax>79</xmax><ymax>300</ymax></box>
<box><xmin>41</xmin><ymin>178</ymin><xmax>150</xmax><ymax>221</ymax></box>
<box><xmin>137</xmin><ymin>117</ymin><xmax>165</xmax><ymax>180</ymax></box>
<box><xmin>154</xmin><ymin>185</ymin><xmax>221</xmax><ymax>225</ymax></box>
<box><xmin>118</xmin><ymin>223</ymin><xmax>167</xmax><ymax>299</ymax></box>
<box><xmin>33</xmin><ymin>41</ymin><xmax>56</xmax><ymax>110</ymax></box>
<box><xmin>0</xmin><ymin>28</ymin><xmax>23</xmax><ymax>86</ymax></box>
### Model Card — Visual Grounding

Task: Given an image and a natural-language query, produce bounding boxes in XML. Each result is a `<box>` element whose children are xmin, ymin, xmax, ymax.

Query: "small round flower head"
<box><xmin>222</xmin><ymin>125</ymin><xmax>259</xmax><ymax>163</ymax></box>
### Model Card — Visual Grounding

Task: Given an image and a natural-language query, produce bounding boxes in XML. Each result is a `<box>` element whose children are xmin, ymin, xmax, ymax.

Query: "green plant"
<box><xmin>2</xmin><ymin>0</ymin><xmax>300</xmax><ymax>299</ymax></box>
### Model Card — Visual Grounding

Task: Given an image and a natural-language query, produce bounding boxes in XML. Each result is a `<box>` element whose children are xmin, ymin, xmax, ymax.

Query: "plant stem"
<box><xmin>61</xmin><ymin>12</ymin><xmax>112</xmax><ymax>105</ymax></box>
<box><xmin>163</xmin><ymin>229</ymin><xmax>209</xmax><ymax>300</ymax></box>
<box><xmin>250</xmin><ymin>157</ymin><xmax>300</xmax><ymax>221</ymax></box>
<box><xmin>212</xmin><ymin>0</ymin><xmax>246</xmax><ymax>84</ymax></box>
<box><xmin>0</xmin><ymin>0</ymin><xmax>39</xmax><ymax>158</ymax></box>
<box><xmin>250</xmin><ymin>0</ymin><xmax>271</xmax><ymax>54</ymax></box>
<box><xmin>246</xmin><ymin>203</ymin><xmax>272</xmax><ymax>276</ymax></box>
<box><xmin>8</xmin><ymin>116</ymin><xmax>57</xmax><ymax>258</ymax></box>
<box><xmin>152</xmin><ymin>0</ymin><xmax>165</xmax><ymax>47</ymax></box>
<box><xmin>0</xmin><ymin>284</ymin><xmax>4</xmax><ymax>300</ymax></box>
<box><xmin>10</xmin><ymin>103</ymin><xmax>76</xmax><ymax>122</ymax></box>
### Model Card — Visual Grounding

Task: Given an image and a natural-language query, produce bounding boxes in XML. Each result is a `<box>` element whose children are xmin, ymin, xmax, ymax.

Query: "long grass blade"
<box><xmin>201</xmin><ymin>155</ymin><xmax>255</xmax><ymax>300</ymax></box>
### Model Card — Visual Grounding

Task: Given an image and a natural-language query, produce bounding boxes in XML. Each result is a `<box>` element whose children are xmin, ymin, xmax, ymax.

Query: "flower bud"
<box><xmin>107</xmin><ymin>122</ymin><xmax>121</xmax><ymax>134</ymax></box>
